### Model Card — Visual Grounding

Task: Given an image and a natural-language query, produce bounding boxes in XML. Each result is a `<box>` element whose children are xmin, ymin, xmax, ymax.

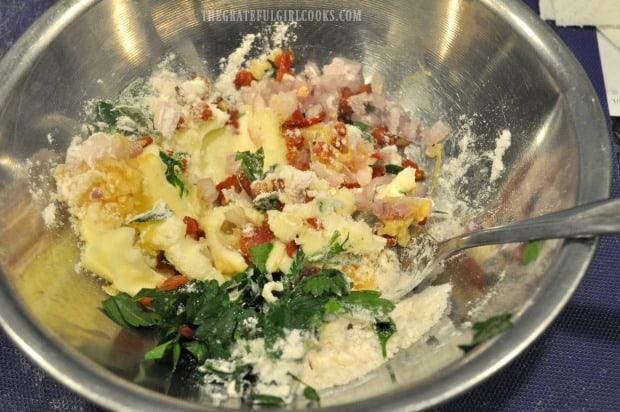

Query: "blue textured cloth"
<box><xmin>1</xmin><ymin>1</ymin><xmax>619</xmax><ymax>411</ymax></box>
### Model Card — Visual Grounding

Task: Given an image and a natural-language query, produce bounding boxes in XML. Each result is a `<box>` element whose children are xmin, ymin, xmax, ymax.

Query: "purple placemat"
<box><xmin>1</xmin><ymin>1</ymin><xmax>619</xmax><ymax>411</ymax></box>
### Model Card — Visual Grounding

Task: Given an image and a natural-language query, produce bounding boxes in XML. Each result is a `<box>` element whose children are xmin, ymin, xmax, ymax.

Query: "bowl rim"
<box><xmin>0</xmin><ymin>0</ymin><xmax>611</xmax><ymax>411</ymax></box>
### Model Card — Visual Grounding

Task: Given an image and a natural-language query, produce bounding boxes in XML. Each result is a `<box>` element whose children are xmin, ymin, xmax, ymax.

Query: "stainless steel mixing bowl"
<box><xmin>0</xmin><ymin>0</ymin><xmax>611</xmax><ymax>410</ymax></box>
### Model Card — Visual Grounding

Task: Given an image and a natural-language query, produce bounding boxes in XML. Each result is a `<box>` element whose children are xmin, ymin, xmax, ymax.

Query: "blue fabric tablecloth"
<box><xmin>1</xmin><ymin>1</ymin><xmax>619</xmax><ymax>410</ymax></box>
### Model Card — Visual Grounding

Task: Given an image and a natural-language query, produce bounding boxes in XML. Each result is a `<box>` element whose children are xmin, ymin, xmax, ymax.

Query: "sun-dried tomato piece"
<box><xmin>158</xmin><ymin>275</ymin><xmax>190</xmax><ymax>291</ymax></box>
<box><xmin>402</xmin><ymin>159</ymin><xmax>425</xmax><ymax>181</ymax></box>
<box><xmin>239</xmin><ymin>222</ymin><xmax>276</xmax><ymax>260</ymax></box>
<box><xmin>216</xmin><ymin>174</ymin><xmax>242</xmax><ymax>204</ymax></box>
<box><xmin>178</xmin><ymin>324</ymin><xmax>195</xmax><ymax>339</ymax></box>
<box><xmin>306</xmin><ymin>217</ymin><xmax>324</xmax><ymax>230</ymax></box>
<box><xmin>137</xmin><ymin>136</ymin><xmax>153</xmax><ymax>148</ymax></box>
<box><xmin>282</xmin><ymin>109</ymin><xmax>325</xmax><ymax>130</ymax></box>
<box><xmin>234</xmin><ymin>69</ymin><xmax>254</xmax><ymax>89</ymax></box>
<box><xmin>274</xmin><ymin>49</ymin><xmax>295</xmax><ymax>81</ymax></box>
<box><xmin>285</xmin><ymin>240</ymin><xmax>298</xmax><ymax>258</ymax></box>
<box><xmin>183</xmin><ymin>216</ymin><xmax>205</xmax><ymax>240</ymax></box>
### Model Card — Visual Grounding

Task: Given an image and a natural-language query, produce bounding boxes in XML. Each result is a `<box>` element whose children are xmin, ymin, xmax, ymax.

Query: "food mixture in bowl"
<box><xmin>50</xmin><ymin>26</ymin><xmax>511</xmax><ymax>407</ymax></box>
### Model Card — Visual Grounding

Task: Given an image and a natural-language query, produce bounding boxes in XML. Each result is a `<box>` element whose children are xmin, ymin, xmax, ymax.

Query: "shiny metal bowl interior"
<box><xmin>0</xmin><ymin>0</ymin><xmax>611</xmax><ymax>411</ymax></box>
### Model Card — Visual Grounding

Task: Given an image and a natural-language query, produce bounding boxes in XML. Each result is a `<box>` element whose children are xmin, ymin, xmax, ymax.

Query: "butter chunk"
<box><xmin>81</xmin><ymin>226</ymin><xmax>165</xmax><ymax>296</ymax></box>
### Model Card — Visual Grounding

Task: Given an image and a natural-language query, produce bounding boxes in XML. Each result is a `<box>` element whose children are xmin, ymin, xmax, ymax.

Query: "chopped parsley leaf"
<box><xmin>522</xmin><ymin>240</ymin><xmax>542</xmax><ymax>265</ymax></box>
<box><xmin>459</xmin><ymin>313</ymin><xmax>513</xmax><ymax>353</ymax></box>
<box><xmin>235</xmin><ymin>148</ymin><xmax>265</xmax><ymax>181</ymax></box>
<box><xmin>101</xmin><ymin>237</ymin><xmax>398</xmax><ymax>403</ymax></box>
<box><xmin>159</xmin><ymin>150</ymin><xmax>186</xmax><ymax>197</ymax></box>
<box><xmin>385</xmin><ymin>164</ymin><xmax>405</xmax><ymax>174</ymax></box>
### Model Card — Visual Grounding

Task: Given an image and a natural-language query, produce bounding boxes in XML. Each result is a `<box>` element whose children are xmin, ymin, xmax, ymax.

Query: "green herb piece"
<box><xmin>459</xmin><ymin>313</ymin><xmax>513</xmax><ymax>353</ymax></box>
<box><xmin>375</xmin><ymin>318</ymin><xmax>397</xmax><ymax>358</ymax></box>
<box><xmin>307</xmin><ymin>231</ymin><xmax>349</xmax><ymax>264</ymax></box>
<box><xmin>297</xmin><ymin>269</ymin><xmax>349</xmax><ymax>299</ymax></box>
<box><xmin>183</xmin><ymin>341</ymin><xmax>209</xmax><ymax>364</ymax></box>
<box><xmin>102</xmin><ymin>258</ymin><xmax>395</xmax><ymax>405</ymax></box>
<box><xmin>325</xmin><ymin>290</ymin><xmax>395</xmax><ymax>318</ymax></box>
<box><xmin>252</xmin><ymin>192</ymin><xmax>281</xmax><ymax>212</ymax></box>
<box><xmin>287</xmin><ymin>248</ymin><xmax>305</xmax><ymax>284</ymax></box>
<box><xmin>250</xmin><ymin>394</ymin><xmax>285</xmax><ymax>406</ymax></box>
<box><xmin>353</xmin><ymin>121</ymin><xmax>375</xmax><ymax>143</ymax></box>
<box><xmin>93</xmin><ymin>100</ymin><xmax>154</xmax><ymax>136</ymax></box>
<box><xmin>101</xmin><ymin>293</ymin><xmax>160</xmax><ymax>328</ymax></box>
<box><xmin>352</xmin><ymin>121</ymin><xmax>370</xmax><ymax>132</ymax></box>
<box><xmin>235</xmin><ymin>148</ymin><xmax>265</xmax><ymax>182</ymax></box>
<box><xmin>159</xmin><ymin>150</ymin><xmax>186</xmax><ymax>197</ymax></box>
<box><xmin>287</xmin><ymin>373</ymin><xmax>320</xmax><ymax>405</ymax></box>
<box><xmin>385</xmin><ymin>164</ymin><xmax>405</xmax><ymax>174</ymax></box>
<box><xmin>144</xmin><ymin>339</ymin><xmax>175</xmax><ymax>361</ymax></box>
<box><xmin>127</xmin><ymin>201</ymin><xmax>173</xmax><ymax>223</ymax></box>
<box><xmin>522</xmin><ymin>240</ymin><xmax>542</xmax><ymax>264</ymax></box>
<box><xmin>324</xmin><ymin>290</ymin><xmax>396</xmax><ymax>356</ymax></box>
<box><xmin>249</xmin><ymin>242</ymin><xmax>274</xmax><ymax>274</ymax></box>
<box><xmin>303</xmin><ymin>386</ymin><xmax>321</xmax><ymax>404</ymax></box>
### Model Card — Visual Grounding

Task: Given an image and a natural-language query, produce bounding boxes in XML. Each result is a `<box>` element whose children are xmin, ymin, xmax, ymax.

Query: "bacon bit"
<box><xmin>158</xmin><ymin>275</ymin><xmax>190</xmax><ymax>291</ymax></box>
<box><xmin>227</xmin><ymin>109</ymin><xmax>241</xmax><ymax>129</ymax></box>
<box><xmin>137</xmin><ymin>136</ymin><xmax>153</xmax><ymax>148</ymax></box>
<box><xmin>274</xmin><ymin>49</ymin><xmax>295</xmax><ymax>81</ymax></box>
<box><xmin>138</xmin><ymin>296</ymin><xmax>154</xmax><ymax>308</ymax></box>
<box><xmin>282</xmin><ymin>109</ymin><xmax>325</xmax><ymax>130</ymax></box>
<box><xmin>178</xmin><ymin>324</ymin><xmax>195</xmax><ymax>339</ymax></box>
<box><xmin>183</xmin><ymin>216</ymin><xmax>206</xmax><ymax>240</ymax></box>
<box><xmin>285</xmin><ymin>240</ymin><xmax>298</xmax><ymax>258</ymax></box>
<box><xmin>306</xmin><ymin>217</ymin><xmax>324</xmax><ymax>230</ymax></box>
<box><xmin>216</xmin><ymin>174</ymin><xmax>242</xmax><ymax>204</ymax></box>
<box><xmin>313</xmin><ymin>141</ymin><xmax>332</xmax><ymax>164</ymax></box>
<box><xmin>234</xmin><ymin>69</ymin><xmax>254</xmax><ymax>89</ymax></box>
<box><xmin>239</xmin><ymin>222</ymin><xmax>276</xmax><ymax>260</ymax></box>
<box><xmin>418</xmin><ymin>217</ymin><xmax>428</xmax><ymax>225</ymax></box>
<box><xmin>402</xmin><ymin>159</ymin><xmax>426</xmax><ymax>181</ymax></box>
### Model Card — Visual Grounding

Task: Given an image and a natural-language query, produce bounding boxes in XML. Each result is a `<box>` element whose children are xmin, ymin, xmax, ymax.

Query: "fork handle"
<box><xmin>435</xmin><ymin>196</ymin><xmax>620</xmax><ymax>261</ymax></box>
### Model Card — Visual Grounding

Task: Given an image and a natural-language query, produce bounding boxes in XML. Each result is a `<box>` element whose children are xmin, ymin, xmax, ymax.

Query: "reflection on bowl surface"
<box><xmin>0</xmin><ymin>0</ymin><xmax>610</xmax><ymax>411</ymax></box>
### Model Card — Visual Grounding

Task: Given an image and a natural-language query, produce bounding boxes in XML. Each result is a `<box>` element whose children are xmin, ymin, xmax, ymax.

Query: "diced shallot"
<box><xmin>153</xmin><ymin>100</ymin><xmax>183</xmax><ymax>137</ymax></box>
<box><xmin>420</xmin><ymin>120</ymin><xmax>451</xmax><ymax>146</ymax></box>
<box><xmin>65</xmin><ymin>132</ymin><xmax>142</xmax><ymax>167</ymax></box>
<box><xmin>197</xmin><ymin>177</ymin><xmax>219</xmax><ymax>203</ymax></box>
